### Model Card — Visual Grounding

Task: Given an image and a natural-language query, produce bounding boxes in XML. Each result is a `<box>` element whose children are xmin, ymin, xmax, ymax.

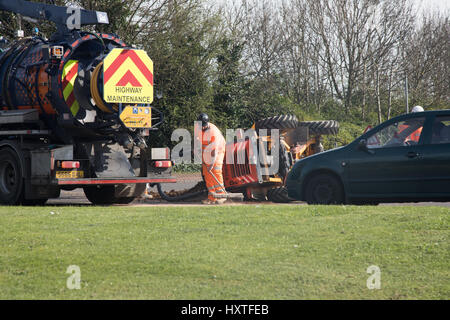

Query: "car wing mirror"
<box><xmin>358</xmin><ymin>139</ymin><xmax>368</xmax><ymax>150</ymax></box>
<box><xmin>358</xmin><ymin>139</ymin><xmax>374</xmax><ymax>154</ymax></box>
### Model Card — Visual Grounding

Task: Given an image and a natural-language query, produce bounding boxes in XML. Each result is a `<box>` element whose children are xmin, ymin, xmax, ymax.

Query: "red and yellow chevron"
<box><xmin>103</xmin><ymin>49</ymin><xmax>154</xmax><ymax>104</ymax></box>
<box><xmin>62</xmin><ymin>60</ymin><xmax>80</xmax><ymax>116</ymax></box>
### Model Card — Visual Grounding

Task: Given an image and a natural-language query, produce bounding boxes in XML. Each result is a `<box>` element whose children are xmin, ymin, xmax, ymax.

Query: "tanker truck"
<box><xmin>0</xmin><ymin>0</ymin><xmax>175</xmax><ymax>205</ymax></box>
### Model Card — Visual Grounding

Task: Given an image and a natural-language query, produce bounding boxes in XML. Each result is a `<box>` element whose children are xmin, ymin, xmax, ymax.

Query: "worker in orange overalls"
<box><xmin>197</xmin><ymin>113</ymin><xmax>227</xmax><ymax>204</ymax></box>
<box><xmin>397</xmin><ymin>106</ymin><xmax>424</xmax><ymax>144</ymax></box>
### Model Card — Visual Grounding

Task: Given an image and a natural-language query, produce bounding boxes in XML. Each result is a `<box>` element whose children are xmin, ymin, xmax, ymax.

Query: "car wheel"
<box><xmin>351</xmin><ymin>200</ymin><xmax>379</xmax><ymax>206</ymax></box>
<box><xmin>305</xmin><ymin>173</ymin><xmax>345</xmax><ymax>205</ymax></box>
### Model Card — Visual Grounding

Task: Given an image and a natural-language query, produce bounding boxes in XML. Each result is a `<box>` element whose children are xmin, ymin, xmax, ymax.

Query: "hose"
<box><xmin>81</xmin><ymin>32</ymin><xmax>106</xmax><ymax>51</ymax></box>
<box><xmin>90</xmin><ymin>61</ymin><xmax>119</xmax><ymax>113</ymax></box>
<box><xmin>156</xmin><ymin>183</ymin><xmax>207</xmax><ymax>202</ymax></box>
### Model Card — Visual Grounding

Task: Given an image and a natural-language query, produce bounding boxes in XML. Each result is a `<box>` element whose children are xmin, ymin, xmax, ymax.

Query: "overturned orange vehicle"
<box><xmin>223</xmin><ymin>115</ymin><xmax>339</xmax><ymax>202</ymax></box>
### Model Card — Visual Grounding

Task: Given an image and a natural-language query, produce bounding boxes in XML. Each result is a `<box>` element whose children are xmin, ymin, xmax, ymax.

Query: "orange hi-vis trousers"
<box><xmin>202</xmin><ymin>161</ymin><xmax>226</xmax><ymax>201</ymax></box>
<box><xmin>200</xmin><ymin>123</ymin><xmax>226</xmax><ymax>201</ymax></box>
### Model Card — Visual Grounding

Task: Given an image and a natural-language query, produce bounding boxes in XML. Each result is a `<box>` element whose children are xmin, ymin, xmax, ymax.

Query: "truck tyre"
<box><xmin>255</xmin><ymin>115</ymin><xmax>299</xmax><ymax>131</ymax></box>
<box><xmin>298</xmin><ymin>120</ymin><xmax>339</xmax><ymax>135</ymax></box>
<box><xmin>267</xmin><ymin>186</ymin><xmax>291</xmax><ymax>203</ymax></box>
<box><xmin>83</xmin><ymin>185</ymin><xmax>117</xmax><ymax>205</ymax></box>
<box><xmin>305</xmin><ymin>174</ymin><xmax>344</xmax><ymax>205</ymax></box>
<box><xmin>114</xmin><ymin>197</ymin><xmax>135</xmax><ymax>204</ymax></box>
<box><xmin>84</xmin><ymin>185</ymin><xmax>137</xmax><ymax>205</ymax></box>
<box><xmin>278</xmin><ymin>140</ymin><xmax>292</xmax><ymax>179</ymax></box>
<box><xmin>0</xmin><ymin>148</ymin><xmax>24</xmax><ymax>205</ymax></box>
<box><xmin>22</xmin><ymin>199</ymin><xmax>48</xmax><ymax>206</ymax></box>
<box><xmin>243</xmin><ymin>190</ymin><xmax>266</xmax><ymax>202</ymax></box>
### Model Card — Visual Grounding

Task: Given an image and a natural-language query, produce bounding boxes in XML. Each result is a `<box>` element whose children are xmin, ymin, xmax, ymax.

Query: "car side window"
<box><xmin>367</xmin><ymin>117</ymin><xmax>425</xmax><ymax>149</ymax></box>
<box><xmin>431</xmin><ymin>116</ymin><xmax>450</xmax><ymax>144</ymax></box>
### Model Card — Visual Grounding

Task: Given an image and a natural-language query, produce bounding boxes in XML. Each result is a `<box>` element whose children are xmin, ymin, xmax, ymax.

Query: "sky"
<box><xmin>214</xmin><ymin>0</ymin><xmax>450</xmax><ymax>13</ymax></box>
<box><xmin>414</xmin><ymin>0</ymin><xmax>450</xmax><ymax>13</ymax></box>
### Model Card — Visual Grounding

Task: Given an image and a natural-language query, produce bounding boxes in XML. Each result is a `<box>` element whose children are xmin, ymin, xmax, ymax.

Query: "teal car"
<box><xmin>286</xmin><ymin>110</ymin><xmax>450</xmax><ymax>204</ymax></box>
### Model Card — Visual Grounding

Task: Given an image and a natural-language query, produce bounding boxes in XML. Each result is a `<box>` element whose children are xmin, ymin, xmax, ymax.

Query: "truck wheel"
<box><xmin>22</xmin><ymin>199</ymin><xmax>48</xmax><ymax>206</ymax></box>
<box><xmin>298</xmin><ymin>120</ymin><xmax>339</xmax><ymax>135</ymax></box>
<box><xmin>83</xmin><ymin>185</ymin><xmax>117</xmax><ymax>205</ymax></box>
<box><xmin>0</xmin><ymin>148</ymin><xmax>24</xmax><ymax>205</ymax></box>
<box><xmin>267</xmin><ymin>186</ymin><xmax>291</xmax><ymax>203</ymax></box>
<box><xmin>114</xmin><ymin>197</ymin><xmax>135</xmax><ymax>204</ymax></box>
<box><xmin>83</xmin><ymin>185</ymin><xmax>137</xmax><ymax>205</ymax></box>
<box><xmin>255</xmin><ymin>115</ymin><xmax>299</xmax><ymax>131</ymax></box>
<box><xmin>305</xmin><ymin>174</ymin><xmax>344</xmax><ymax>205</ymax></box>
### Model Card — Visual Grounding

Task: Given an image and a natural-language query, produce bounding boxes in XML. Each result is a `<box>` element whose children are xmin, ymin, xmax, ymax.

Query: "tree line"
<box><xmin>1</xmin><ymin>0</ymin><xmax>448</xmax><ymax>146</ymax></box>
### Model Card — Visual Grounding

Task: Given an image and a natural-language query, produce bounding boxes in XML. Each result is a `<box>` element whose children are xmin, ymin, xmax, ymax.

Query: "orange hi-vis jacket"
<box><xmin>398</xmin><ymin>124</ymin><xmax>422</xmax><ymax>143</ymax></box>
<box><xmin>200</xmin><ymin>123</ymin><xmax>227</xmax><ymax>201</ymax></box>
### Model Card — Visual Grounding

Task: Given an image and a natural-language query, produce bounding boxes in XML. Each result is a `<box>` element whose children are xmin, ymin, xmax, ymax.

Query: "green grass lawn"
<box><xmin>0</xmin><ymin>205</ymin><xmax>448</xmax><ymax>299</ymax></box>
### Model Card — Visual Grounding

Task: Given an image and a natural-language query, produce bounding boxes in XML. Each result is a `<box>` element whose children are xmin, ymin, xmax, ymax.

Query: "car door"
<box><xmin>345</xmin><ymin>116</ymin><xmax>427</xmax><ymax>199</ymax></box>
<box><xmin>415</xmin><ymin>114</ymin><xmax>450</xmax><ymax>197</ymax></box>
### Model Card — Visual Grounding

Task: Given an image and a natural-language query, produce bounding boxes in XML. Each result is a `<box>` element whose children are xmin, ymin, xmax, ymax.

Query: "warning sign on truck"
<box><xmin>119</xmin><ymin>106</ymin><xmax>152</xmax><ymax>128</ymax></box>
<box><xmin>103</xmin><ymin>48</ymin><xmax>154</xmax><ymax>104</ymax></box>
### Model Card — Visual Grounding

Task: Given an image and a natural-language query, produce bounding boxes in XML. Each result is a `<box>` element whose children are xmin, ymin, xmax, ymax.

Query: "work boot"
<box><xmin>215</xmin><ymin>199</ymin><xmax>227</xmax><ymax>205</ymax></box>
<box><xmin>202</xmin><ymin>199</ymin><xmax>216</xmax><ymax>205</ymax></box>
<box><xmin>144</xmin><ymin>189</ymin><xmax>153</xmax><ymax>199</ymax></box>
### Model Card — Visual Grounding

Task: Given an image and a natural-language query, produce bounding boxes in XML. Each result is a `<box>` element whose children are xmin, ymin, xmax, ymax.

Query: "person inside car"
<box><xmin>395</xmin><ymin>106</ymin><xmax>425</xmax><ymax>145</ymax></box>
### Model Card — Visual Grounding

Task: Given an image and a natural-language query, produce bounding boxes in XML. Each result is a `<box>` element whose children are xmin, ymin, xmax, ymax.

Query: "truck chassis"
<box><xmin>0</xmin><ymin>109</ymin><xmax>175</xmax><ymax>205</ymax></box>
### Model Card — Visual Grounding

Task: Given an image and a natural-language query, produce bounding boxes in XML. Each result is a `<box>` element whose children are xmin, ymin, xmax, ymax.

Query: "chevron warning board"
<box><xmin>103</xmin><ymin>48</ymin><xmax>154</xmax><ymax>104</ymax></box>
<box><xmin>62</xmin><ymin>60</ymin><xmax>80</xmax><ymax>116</ymax></box>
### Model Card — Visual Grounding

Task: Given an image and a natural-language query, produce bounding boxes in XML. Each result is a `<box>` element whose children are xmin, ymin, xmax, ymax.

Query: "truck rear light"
<box><xmin>154</xmin><ymin>161</ymin><xmax>172</xmax><ymax>168</ymax></box>
<box><xmin>61</xmin><ymin>161</ymin><xmax>80</xmax><ymax>169</ymax></box>
<box><xmin>151</xmin><ymin>148</ymin><xmax>170</xmax><ymax>160</ymax></box>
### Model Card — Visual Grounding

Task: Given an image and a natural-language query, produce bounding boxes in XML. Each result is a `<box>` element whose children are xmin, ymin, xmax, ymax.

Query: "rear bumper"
<box><xmin>57</xmin><ymin>177</ymin><xmax>177</xmax><ymax>186</ymax></box>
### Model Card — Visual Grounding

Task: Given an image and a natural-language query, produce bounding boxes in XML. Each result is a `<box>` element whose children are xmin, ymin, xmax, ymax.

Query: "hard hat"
<box><xmin>411</xmin><ymin>106</ymin><xmax>424</xmax><ymax>113</ymax></box>
<box><xmin>197</xmin><ymin>113</ymin><xmax>209</xmax><ymax>126</ymax></box>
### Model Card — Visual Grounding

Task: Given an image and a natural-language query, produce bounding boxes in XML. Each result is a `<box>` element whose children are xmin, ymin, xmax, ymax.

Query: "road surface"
<box><xmin>45</xmin><ymin>173</ymin><xmax>450</xmax><ymax>207</ymax></box>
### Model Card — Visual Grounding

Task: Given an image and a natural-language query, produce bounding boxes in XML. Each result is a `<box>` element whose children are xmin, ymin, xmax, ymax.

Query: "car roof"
<box><xmin>419</xmin><ymin>109</ymin><xmax>450</xmax><ymax>115</ymax></box>
<box><xmin>390</xmin><ymin>109</ymin><xmax>450</xmax><ymax>121</ymax></box>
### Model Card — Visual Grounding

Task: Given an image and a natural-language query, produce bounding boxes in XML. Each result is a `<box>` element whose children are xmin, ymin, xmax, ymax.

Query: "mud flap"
<box><xmin>83</xmin><ymin>142</ymin><xmax>145</xmax><ymax>198</ymax></box>
<box><xmin>87</xmin><ymin>143</ymin><xmax>135</xmax><ymax>178</ymax></box>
